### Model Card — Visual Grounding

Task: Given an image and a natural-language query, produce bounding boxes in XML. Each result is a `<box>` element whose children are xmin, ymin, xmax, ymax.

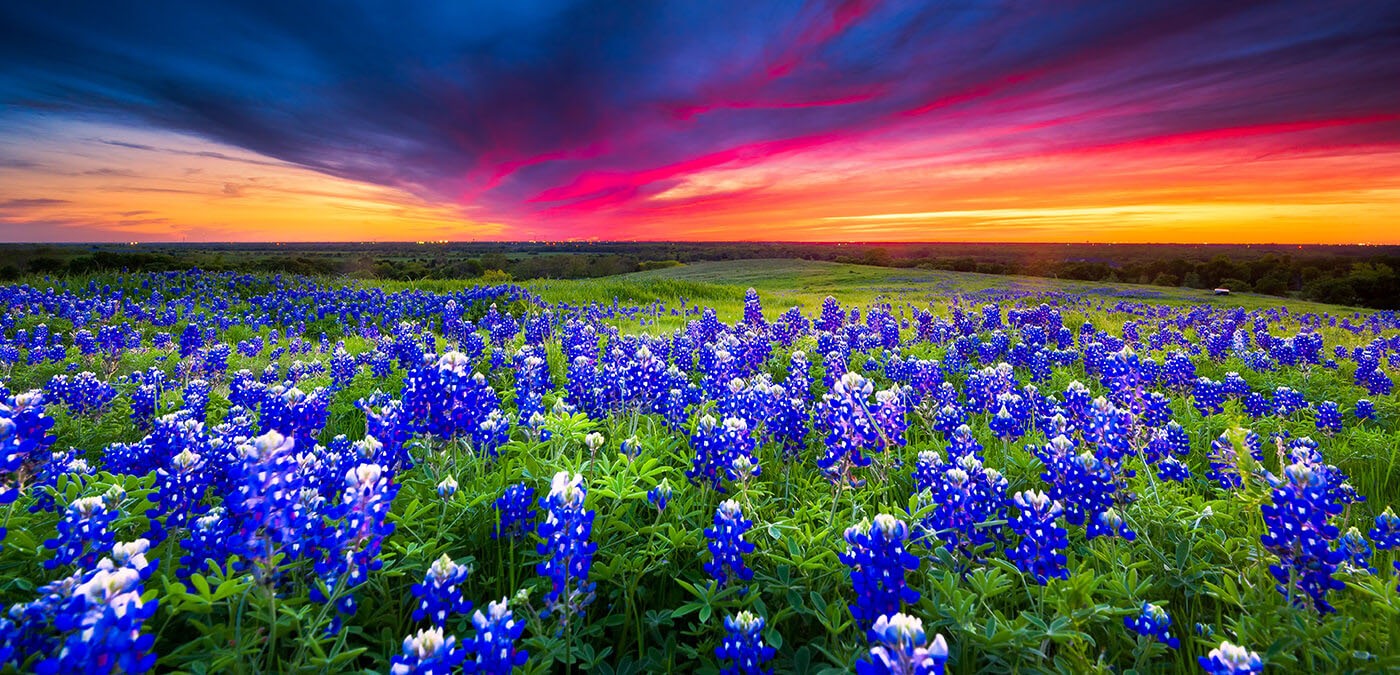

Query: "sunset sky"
<box><xmin>1</xmin><ymin>1</ymin><xmax>1398</xmax><ymax>243</ymax></box>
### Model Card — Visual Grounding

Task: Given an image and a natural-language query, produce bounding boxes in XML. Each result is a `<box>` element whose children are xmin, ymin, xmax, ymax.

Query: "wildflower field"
<box><xmin>2</xmin><ymin>260</ymin><xmax>1398</xmax><ymax>674</ymax></box>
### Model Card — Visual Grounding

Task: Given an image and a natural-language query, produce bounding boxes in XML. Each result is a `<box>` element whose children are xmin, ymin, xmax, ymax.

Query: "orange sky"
<box><xmin>6</xmin><ymin>115</ymin><xmax>1394</xmax><ymax>243</ymax></box>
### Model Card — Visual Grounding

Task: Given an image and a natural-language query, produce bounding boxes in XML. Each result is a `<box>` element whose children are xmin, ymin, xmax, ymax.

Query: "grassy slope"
<box><xmin>524</xmin><ymin>259</ymin><xmax>1363</xmax><ymax>323</ymax></box>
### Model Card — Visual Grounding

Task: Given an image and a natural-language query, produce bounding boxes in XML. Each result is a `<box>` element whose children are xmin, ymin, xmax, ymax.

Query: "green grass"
<box><xmin>527</xmin><ymin>259</ymin><xmax>1368</xmax><ymax>324</ymax></box>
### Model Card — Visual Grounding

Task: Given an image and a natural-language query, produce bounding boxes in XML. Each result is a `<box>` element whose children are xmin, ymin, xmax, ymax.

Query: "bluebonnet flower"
<box><xmin>1</xmin><ymin>391</ymin><xmax>57</xmax><ymax>541</ymax></box>
<box><xmin>145</xmin><ymin>446</ymin><xmax>211</xmax><ymax>545</ymax></box>
<box><xmin>1123</xmin><ymin>602</ymin><xmax>1178</xmax><ymax>648</ymax></box>
<box><xmin>128</xmin><ymin>370</ymin><xmax>167</xmax><ymax>430</ymax></box>
<box><xmin>178</xmin><ymin>507</ymin><xmax>233</xmax><ymax>578</ymax></box>
<box><xmin>840</xmin><ymin>514</ymin><xmax>920</xmax><ymax>630</ymax></box>
<box><xmin>716</xmin><ymin>611</ymin><xmax>775</xmax><ymax>675</ymax></box>
<box><xmin>1314</xmin><ymin>401</ymin><xmax>1342</xmax><ymax>434</ymax></box>
<box><xmin>536</xmin><ymin>471</ymin><xmax>596</xmax><ymax>622</ymax></box>
<box><xmin>390</xmin><ymin>627</ymin><xmax>465</xmax><ymax>675</ymax></box>
<box><xmin>411</xmin><ymin>554</ymin><xmax>472</xmax><ymax>626</ymax></box>
<box><xmin>464</xmin><ymin>599</ymin><xmax>529</xmax><ymax>673</ymax></box>
<box><xmin>1260</xmin><ymin>460</ymin><xmax>1345</xmax><ymax>613</ymax></box>
<box><xmin>705</xmin><ymin>499</ymin><xmax>756</xmax><ymax>589</ymax></box>
<box><xmin>220</xmin><ymin>430</ymin><xmax>308</xmax><ymax>579</ymax></box>
<box><xmin>494</xmin><ymin>483</ymin><xmax>537</xmax><ymax>539</ymax></box>
<box><xmin>1192</xmin><ymin>378</ymin><xmax>1224</xmax><ymax>416</ymax></box>
<box><xmin>818</xmin><ymin>373</ymin><xmax>906</xmax><ymax>483</ymax></box>
<box><xmin>45</xmin><ymin>496</ymin><xmax>118</xmax><ymax>570</ymax></box>
<box><xmin>930</xmin><ymin>404</ymin><xmax>966</xmax><ymax>437</ymax></box>
<box><xmin>1198</xmin><ymin>641</ymin><xmax>1263</xmax><ymax>674</ymax></box>
<box><xmin>313</xmin><ymin>462</ymin><xmax>400</xmax><ymax>626</ymax></box>
<box><xmin>48</xmin><ymin>372</ymin><xmax>117</xmax><ymax>417</ymax></box>
<box><xmin>619</xmin><ymin>435</ymin><xmax>643</xmax><ymax>460</ymax></box>
<box><xmin>437</xmin><ymin>476</ymin><xmax>457</xmax><ymax>500</ymax></box>
<box><xmin>178</xmin><ymin>323</ymin><xmax>203</xmax><ymax>358</ymax></box>
<box><xmin>1245</xmin><ymin>393</ymin><xmax>1272</xmax><ymax>419</ymax></box>
<box><xmin>1371</xmin><ymin>506</ymin><xmax>1400</xmax><ymax>549</ymax></box>
<box><xmin>1355</xmin><ymin>399</ymin><xmax>1375</xmax><ymax>420</ymax></box>
<box><xmin>1336</xmin><ymin>527</ymin><xmax>1375</xmax><ymax>573</ymax></box>
<box><xmin>1156</xmin><ymin>457</ymin><xmax>1190</xmax><ymax>483</ymax></box>
<box><xmin>43</xmin><ymin>563</ymin><xmax>160</xmax><ymax>674</ymax></box>
<box><xmin>1273</xmin><ymin>386</ymin><xmax>1307</xmax><ymax>416</ymax></box>
<box><xmin>181</xmin><ymin>379</ymin><xmax>212</xmax><ymax>420</ymax></box>
<box><xmin>1007</xmin><ymin>490</ymin><xmax>1069</xmax><ymax>584</ymax></box>
<box><xmin>856</xmin><ymin>613</ymin><xmax>948</xmax><ymax>675</ymax></box>
<box><xmin>322</xmin><ymin>346</ymin><xmax>354</xmax><ymax>389</ymax></box>
<box><xmin>988</xmin><ymin>404</ymin><xmax>1021</xmax><ymax>440</ymax></box>
<box><xmin>916</xmin><ymin>454</ymin><xmax>1006</xmax><ymax>563</ymax></box>
<box><xmin>403</xmin><ymin>352</ymin><xmax>510</xmax><ymax>454</ymax></box>
<box><xmin>687</xmin><ymin>415</ymin><xmax>727</xmax><ymax>490</ymax></box>
<box><xmin>648</xmin><ymin>479</ymin><xmax>672</xmax><ymax>513</ymax></box>
<box><xmin>1035</xmin><ymin>437</ymin><xmax>1119</xmax><ymax>530</ymax></box>
<box><xmin>258</xmin><ymin>385</ymin><xmax>331</xmax><ymax>451</ymax></box>
<box><xmin>1207</xmin><ymin>433</ymin><xmax>1247</xmax><ymax>490</ymax></box>
<box><xmin>1221</xmin><ymin>372</ymin><xmax>1250</xmax><ymax>397</ymax></box>
<box><xmin>1087</xmin><ymin>507</ymin><xmax>1136</xmax><ymax>541</ymax></box>
<box><xmin>361</xmin><ymin>396</ymin><xmax>415</xmax><ymax>473</ymax></box>
<box><xmin>946</xmin><ymin>424</ymin><xmax>984</xmax><ymax>462</ymax></box>
<box><xmin>817</xmin><ymin>296</ymin><xmax>845</xmax><ymax>332</ymax></box>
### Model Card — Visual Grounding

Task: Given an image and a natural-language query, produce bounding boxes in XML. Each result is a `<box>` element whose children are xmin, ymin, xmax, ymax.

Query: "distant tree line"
<box><xmin>2</xmin><ymin>242</ymin><xmax>1396</xmax><ymax>309</ymax></box>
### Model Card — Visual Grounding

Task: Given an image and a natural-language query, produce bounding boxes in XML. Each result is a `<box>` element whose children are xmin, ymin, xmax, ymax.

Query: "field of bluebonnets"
<box><xmin>2</xmin><ymin>262</ymin><xmax>1399</xmax><ymax>674</ymax></box>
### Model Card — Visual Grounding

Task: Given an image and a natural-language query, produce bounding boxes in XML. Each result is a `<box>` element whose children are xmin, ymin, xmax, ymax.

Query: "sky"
<box><xmin>1</xmin><ymin>1</ymin><xmax>1398</xmax><ymax>243</ymax></box>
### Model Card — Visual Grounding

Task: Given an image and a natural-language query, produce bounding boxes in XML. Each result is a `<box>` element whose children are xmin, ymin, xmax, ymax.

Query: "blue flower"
<box><xmin>494</xmin><ymin>483</ymin><xmax>537</xmax><ymax>540</ymax></box>
<box><xmin>705</xmin><ymin>499</ymin><xmax>756</xmax><ymax>590</ymax></box>
<box><xmin>536</xmin><ymin>472</ymin><xmax>596</xmax><ymax>623</ymax></box>
<box><xmin>464</xmin><ymin>599</ymin><xmax>529</xmax><ymax>673</ymax></box>
<box><xmin>840</xmin><ymin>514</ymin><xmax>920</xmax><ymax>631</ymax></box>
<box><xmin>1007</xmin><ymin>490</ymin><xmax>1069</xmax><ymax>584</ymax></box>
<box><xmin>1123</xmin><ymin>602</ymin><xmax>1178</xmax><ymax>648</ymax></box>
<box><xmin>1198</xmin><ymin>640</ymin><xmax>1263</xmax><ymax>674</ymax></box>
<box><xmin>312</xmin><ymin>462</ymin><xmax>400</xmax><ymax>625</ymax></box>
<box><xmin>1192</xmin><ymin>378</ymin><xmax>1224</xmax><ymax>416</ymax></box>
<box><xmin>818</xmin><ymin>373</ymin><xmax>907</xmax><ymax>484</ymax></box>
<box><xmin>916</xmin><ymin>454</ymin><xmax>1006</xmax><ymax>564</ymax></box>
<box><xmin>45</xmin><ymin>496</ymin><xmax>118</xmax><ymax>571</ymax></box>
<box><xmin>1355</xmin><ymin>399</ymin><xmax>1375</xmax><ymax>420</ymax></box>
<box><xmin>1314</xmin><ymin>401</ymin><xmax>1342</xmax><ymax>434</ymax></box>
<box><xmin>436</xmin><ymin>476</ymin><xmax>457</xmax><ymax>500</ymax></box>
<box><xmin>1087</xmin><ymin>507</ymin><xmax>1136</xmax><ymax>541</ymax></box>
<box><xmin>32</xmin><ymin>559</ymin><xmax>160</xmax><ymax>674</ymax></box>
<box><xmin>1336</xmin><ymin>527</ymin><xmax>1375</xmax><ymax>573</ymax></box>
<box><xmin>389</xmin><ymin>627</ymin><xmax>465</xmax><ymax>675</ymax></box>
<box><xmin>411</xmin><ymin>555</ymin><xmax>472</xmax><ymax>626</ymax></box>
<box><xmin>1371</xmin><ymin>506</ymin><xmax>1400</xmax><ymax>550</ymax></box>
<box><xmin>716</xmin><ymin>611</ymin><xmax>775</xmax><ymax>675</ymax></box>
<box><xmin>856</xmin><ymin>613</ymin><xmax>948</xmax><ymax>675</ymax></box>
<box><xmin>647</xmin><ymin>479</ymin><xmax>672</xmax><ymax>513</ymax></box>
<box><xmin>1260</xmin><ymin>460</ymin><xmax>1345</xmax><ymax>613</ymax></box>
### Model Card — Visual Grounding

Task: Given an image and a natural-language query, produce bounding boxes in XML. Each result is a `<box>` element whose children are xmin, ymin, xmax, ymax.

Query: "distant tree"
<box><xmin>1151</xmin><ymin>272</ymin><xmax>1180</xmax><ymax>287</ymax></box>
<box><xmin>481</xmin><ymin>269</ymin><xmax>513</xmax><ymax>283</ymax></box>
<box><xmin>1253</xmin><ymin>273</ymin><xmax>1290</xmax><ymax>296</ymax></box>
<box><xmin>1303</xmin><ymin>277</ymin><xmax>1358</xmax><ymax>306</ymax></box>
<box><xmin>27</xmin><ymin>257</ymin><xmax>64</xmax><ymax>274</ymax></box>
